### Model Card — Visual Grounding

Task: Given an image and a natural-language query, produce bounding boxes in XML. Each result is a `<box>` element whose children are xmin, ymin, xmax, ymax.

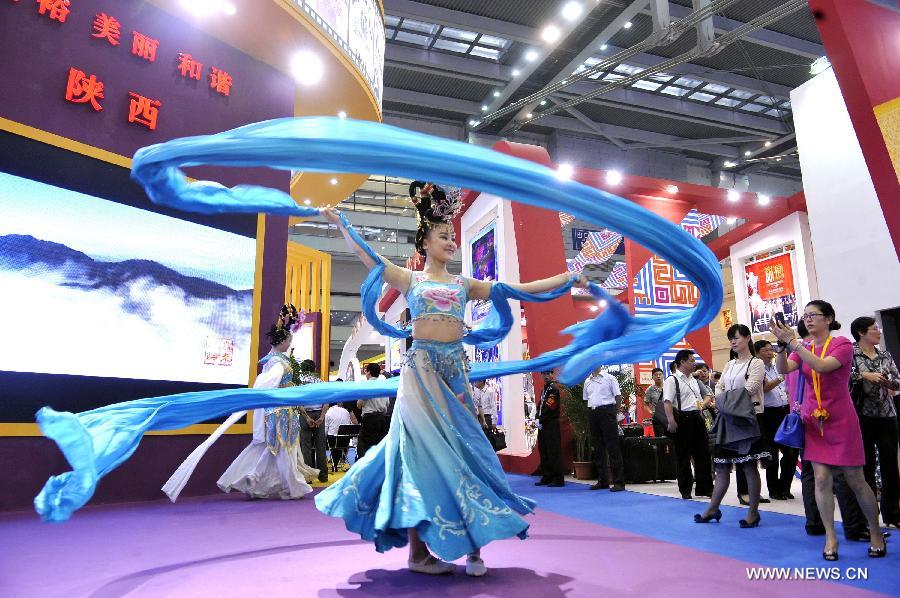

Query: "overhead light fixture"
<box><xmin>744</xmin><ymin>150</ymin><xmax>752</xmax><ymax>156</ymax></box>
<box><xmin>525</xmin><ymin>49</ymin><xmax>539</xmax><ymax>62</ymax></box>
<box><xmin>757</xmin><ymin>193</ymin><xmax>771</xmax><ymax>206</ymax></box>
<box><xmin>512</xmin><ymin>68</ymin><xmax>521</xmax><ymax>76</ymax></box>
<box><xmin>540</xmin><ymin>99</ymin><xmax>547</xmax><ymax>106</ymax></box>
<box><xmin>764</xmin><ymin>140</ymin><xmax>772</xmax><ymax>147</ymax></box>
<box><xmin>600</xmin><ymin>44</ymin><xmax>608</xmax><ymax>51</ymax></box>
<box><xmin>810</xmin><ymin>56</ymin><xmax>831</xmax><ymax>76</ymax></box>
<box><xmin>726</xmin><ymin>217</ymin><xmax>737</xmax><ymax>225</ymax></box>
<box><xmin>623</xmin><ymin>21</ymin><xmax>633</xmax><ymax>29</ymax></box>
<box><xmin>665</xmin><ymin>184</ymin><xmax>679</xmax><ymax>194</ymax></box>
<box><xmin>493</xmin><ymin>90</ymin><xmax>501</xmax><ymax>97</ymax></box>
<box><xmin>481</xmin><ymin>105</ymin><xmax>488</xmax><ymax>111</ymax></box>
<box><xmin>562</xmin><ymin>1</ymin><xmax>583</xmax><ymax>22</ymax></box>
<box><xmin>468</xmin><ymin>119</ymin><xmax>476</xmax><ymax>126</ymax></box>
<box><xmin>723</xmin><ymin>160</ymin><xmax>736</xmax><ymax>168</ymax></box>
<box><xmin>303</xmin><ymin>199</ymin><xmax>311</xmax><ymax>205</ymax></box>
<box><xmin>337</xmin><ymin>110</ymin><xmax>347</xmax><ymax>118</ymax></box>
<box><xmin>727</xmin><ymin>189</ymin><xmax>740</xmax><ymax>202</ymax></box>
<box><xmin>556</xmin><ymin>163</ymin><xmax>574</xmax><ymax>181</ymax></box>
<box><xmin>776</xmin><ymin>157</ymin><xmax>782</xmax><ymax>162</ymax></box>
<box><xmin>473</xmin><ymin>120</ymin><xmax>481</xmax><ymax>126</ymax></box>
<box><xmin>330</xmin><ymin>178</ymin><xmax>338</xmax><ymax>185</ymax></box>
<box><xmin>598</xmin><ymin>299</ymin><xmax>608</xmax><ymax>309</ymax></box>
<box><xmin>525</xmin><ymin>112</ymin><xmax>533</xmax><ymax>119</ymax></box>
<box><xmin>606</xmin><ymin>170</ymin><xmax>622</xmax><ymax>185</ymax></box>
<box><xmin>290</xmin><ymin>50</ymin><xmax>324</xmax><ymax>85</ymax></box>
<box><xmin>541</xmin><ymin>25</ymin><xmax>561</xmax><ymax>43</ymax></box>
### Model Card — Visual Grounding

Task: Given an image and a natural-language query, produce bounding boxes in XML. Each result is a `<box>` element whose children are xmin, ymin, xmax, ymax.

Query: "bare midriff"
<box><xmin>411</xmin><ymin>314</ymin><xmax>466</xmax><ymax>343</ymax></box>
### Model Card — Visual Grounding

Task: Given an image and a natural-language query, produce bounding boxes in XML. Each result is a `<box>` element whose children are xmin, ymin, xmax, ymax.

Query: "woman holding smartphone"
<box><xmin>771</xmin><ymin>301</ymin><xmax>886</xmax><ymax>560</ymax></box>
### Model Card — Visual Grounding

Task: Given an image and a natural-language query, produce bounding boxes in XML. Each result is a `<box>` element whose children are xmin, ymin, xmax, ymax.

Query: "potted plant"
<box><xmin>561</xmin><ymin>383</ymin><xmax>595</xmax><ymax>479</ymax></box>
<box><xmin>611</xmin><ymin>366</ymin><xmax>636</xmax><ymax>422</ymax></box>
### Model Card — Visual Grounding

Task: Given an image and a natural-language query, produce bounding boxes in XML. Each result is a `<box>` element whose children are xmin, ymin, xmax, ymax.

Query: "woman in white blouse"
<box><xmin>695</xmin><ymin>324</ymin><xmax>768</xmax><ymax>527</ymax></box>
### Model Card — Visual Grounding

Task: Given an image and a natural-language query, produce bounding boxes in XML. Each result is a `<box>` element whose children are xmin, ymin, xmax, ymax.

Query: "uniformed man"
<box><xmin>535</xmin><ymin>370</ymin><xmax>565</xmax><ymax>488</ymax></box>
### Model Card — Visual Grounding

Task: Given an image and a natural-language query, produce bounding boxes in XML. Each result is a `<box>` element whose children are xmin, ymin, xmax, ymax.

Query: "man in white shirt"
<box><xmin>474</xmin><ymin>380</ymin><xmax>498</xmax><ymax>429</ymax></box>
<box><xmin>324</xmin><ymin>403</ymin><xmax>353</xmax><ymax>471</ymax></box>
<box><xmin>356</xmin><ymin>363</ymin><xmax>390</xmax><ymax>459</ymax></box>
<box><xmin>755</xmin><ymin>339</ymin><xmax>798</xmax><ymax>500</ymax></box>
<box><xmin>584</xmin><ymin>367</ymin><xmax>625</xmax><ymax>491</ymax></box>
<box><xmin>663</xmin><ymin>349</ymin><xmax>713</xmax><ymax>500</ymax></box>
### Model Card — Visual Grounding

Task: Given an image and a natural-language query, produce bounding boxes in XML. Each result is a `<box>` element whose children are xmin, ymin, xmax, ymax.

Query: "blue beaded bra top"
<box><xmin>406</xmin><ymin>272</ymin><xmax>469</xmax><ymax>324</ymax></box>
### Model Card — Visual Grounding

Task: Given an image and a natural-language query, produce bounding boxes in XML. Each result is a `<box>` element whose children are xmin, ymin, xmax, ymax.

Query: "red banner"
<box><xmin>745</xmin><ymin>252</ymin><xmax>798</xmax><ymax>334</ymax></box>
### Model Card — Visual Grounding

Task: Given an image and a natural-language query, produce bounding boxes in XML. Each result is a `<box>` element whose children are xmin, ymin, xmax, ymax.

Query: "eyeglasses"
<box><xmin>801</xmin><ymin>312</ymin><xmax>825</xmax><ymax>321</ymax></box>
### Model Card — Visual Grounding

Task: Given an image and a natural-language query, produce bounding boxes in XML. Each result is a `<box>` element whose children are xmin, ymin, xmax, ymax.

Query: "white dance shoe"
<box><xmin>465</xmin><ymin>554</ymin><xmax>487</xmax><ymax>577</ymax></box>
<box><xmin>407</xmin><ymin>555</ymin><xmax>456</xmax><ymax>575</ymax></box>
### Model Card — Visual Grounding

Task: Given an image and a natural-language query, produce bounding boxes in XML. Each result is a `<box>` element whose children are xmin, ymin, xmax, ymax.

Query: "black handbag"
<box><xmin>488</xmin><ymin>427</ymin><xmax>507</xmax><ymax>451</ymax></box>
<box><xmin>849</xmin><ymin>354</ymin><xmax>866</xmax><ymax>413</ymax></box>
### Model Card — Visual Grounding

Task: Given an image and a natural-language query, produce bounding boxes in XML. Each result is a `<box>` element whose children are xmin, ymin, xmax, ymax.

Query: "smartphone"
<box><xmin>774</xmin><ymin>312</ymin><xmax>786</xmax><ymax>326</ymax></box>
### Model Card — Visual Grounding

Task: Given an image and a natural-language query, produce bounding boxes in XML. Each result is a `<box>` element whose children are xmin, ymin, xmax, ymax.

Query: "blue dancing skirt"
<box><xmin>315</xmin><ymin>340</ymin><xmax>535</xmax><ymax>561</ymax></box>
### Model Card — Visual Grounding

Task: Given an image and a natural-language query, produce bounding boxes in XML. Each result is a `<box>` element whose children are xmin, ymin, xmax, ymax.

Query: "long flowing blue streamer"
<box><xmin>33</xmin><ymin>117</ymin><xmax>722</xmax><ymax>521</ymax></box>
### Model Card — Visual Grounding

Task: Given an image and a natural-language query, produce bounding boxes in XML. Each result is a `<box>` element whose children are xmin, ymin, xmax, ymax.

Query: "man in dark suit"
<box><xmin>535</xmin><ymin>370</ymin><xmax>565</xmax><ymax>488</ymax></box>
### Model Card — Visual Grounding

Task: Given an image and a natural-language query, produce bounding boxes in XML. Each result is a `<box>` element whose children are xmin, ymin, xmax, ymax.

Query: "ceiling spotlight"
<box><xmin>468</xmin><ymin>119</ymin><xmax>476</xmax><ymax>126</ymax></box>
<box><xmin>600</xmin><ymin>44</ymin><xmax>608</xmax><ymax>50</ymax></box>
<box><xmin>290</xmin><ymin>50</ymin><xmax>324</xmax><ymax>85</ymax></box>
<box><xmin>723</xmin><ymin>160</ymin><xmax>736</xmax><ymax>168</ymax></box>
<box><xmin>744</xmin><ymin>150</ymin><xmax>752</xmax><ymax>156</ymax></box>
<box><xmin>757</xmin><ymin>193</ymin><xmax>771</xmax><ymax>206</ymax></box>
<box><xmin>764</xmin><ymin>140</ymin><xmax>772</xmax><ymax>147</ymax></box>
<box><xmin>512</xmin><ymin>68</ymin><xmax>521</xmax><ymax>77</ymax></box>
<box><xmin>556</xmin><ymin>163</ymin><xmax>574</xmax><ymax>181</ymax></box>
<box><xmin>623</xmin><ymin>21</ymin><xmax>633</xmax><ymax>29</ymax></box>
<box><xmin>540</xmin><ymin>99</ymin><xmax>547</xmax><ymax>106</ymax></box>
<box><xmin>330</xmin><ymin>178</ymin><xmax>338</xmax><ymax>185</ymax></box>
<box><xmin>541</xmin><ymin>25</ymin><xmax>561</xmax><ymax>43</ymax></box>
<box><xmin>726</xmin><ymin>217</ymin><xmax>737</xmax><ymax>225</ymax></box>
<box><xmin>562</xmin><ymin>1</ymin><xmax>583</xmax><ymax>22</ymax></box>
<box><xmin>665</xmin><ymin>184</ymin><xmax>679</xmax><ymax>194</ymax></box>
<box><xmin>303</xmin><ymin>199</ymin><xmax>311</xmax><ymax>205</ymax></box>
<box><xmin>481</xmin><ymin>105</ymin><xmax>488</xmax><ymax>111</ymax></box>
<box><xmin>598</xmin><ymin>299</ymin><xmax>608</xmax><ymax>308</ymax></box>
<box><xmin>337</xmin><ymin>110</ymin><xmax>347</xmax><ymax>118</ymax></box>
<box><xmin>776</xmin><ymin>157</ymin><xmax>782</xmax><ymax>162</ymax></box>
<box><xmin>727</xmin><ymin>189</ymin><xmax>740</xmax><ymax>202</ymax></box>
<box><xmin>473</xmin><ymin>120</ymin><xmax>481</xmax><ymax>126</ymax></box>
<box><xmin>606</xmin><ymin>170</ymin><xmax>622</xmax><ymax>185</ymax></box>
<box><xmin>525</xmin><ymin>112</ymin><xmax>533</xmax><ymax>119</ymax></box>
<box><xmin>525</xmin><ymin>49</ymin><xmax>539</xmax><ymax>62</ymax></box>
<box><xmin>493</xmin><ymin>90</ymin><xmax>501</xmax><ymax>97</ymax></box>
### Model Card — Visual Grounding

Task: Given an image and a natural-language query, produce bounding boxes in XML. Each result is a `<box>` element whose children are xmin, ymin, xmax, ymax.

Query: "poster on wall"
<box><xmin>470</xmin><ymin>222</ymin><xmax>497</xmax><ymax>323</ymax></box>
<box><xmin>744</xmin><ymin>250</ymin><xmax>799</xmax><ymax>334</ymax></box>
<box><xmin>0</xmin><ymin>172</ymin><xmax>255</xmax><ymax>385</ymax></box>
<box><xmin>288</xmin><ymin>320</ymin><xmax>317</xmax><ymax>364</ymax></box>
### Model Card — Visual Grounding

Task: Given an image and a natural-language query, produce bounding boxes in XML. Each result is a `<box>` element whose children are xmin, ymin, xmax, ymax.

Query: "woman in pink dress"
<box><xmin>772</xmin><ymin>300</ymin><xmax>885</xmax><ymax>561</ymax></box>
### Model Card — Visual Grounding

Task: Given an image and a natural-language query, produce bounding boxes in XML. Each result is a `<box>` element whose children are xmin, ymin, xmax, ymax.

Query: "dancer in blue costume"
<box><xmin>33</xmin><ymin>118</ymin><xmax>723</xmax><ymax>534</ymax></box>
<box><xmin>316</xmin><ymin>182</ymin><xmax>588</xmax><ymax>576</ymax></box>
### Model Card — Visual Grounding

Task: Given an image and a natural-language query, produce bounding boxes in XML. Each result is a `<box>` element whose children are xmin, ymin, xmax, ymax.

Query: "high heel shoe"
<box><xmin>739</xmin><ymin>514</ymin><xmax>761</xmax><ymax>528</ymax></box>
<box><xmin>694</xmin><ymin>509</ymin><xmax>722</xmax><ymax>523</ymax></box>
<box><xmin>823</xmin><ymin>550</ymin><xmax>839</xmax><ymax>561</ymax></box>
<box><xmin>868</xmin><ymin>545</ymin><xmax>887</xmax><ymax>558</ymax></box>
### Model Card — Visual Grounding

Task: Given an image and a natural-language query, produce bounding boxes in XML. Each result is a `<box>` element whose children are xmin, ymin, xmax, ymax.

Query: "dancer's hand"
<box><xmin>320</xmin><ymin>205</ymin><xmax>342</xmax><ymax>226</ymax></box>
<box><xmin>571</xmin><ymin>273</ymin><xmax>589</xmax><ymax>289</ymax></box>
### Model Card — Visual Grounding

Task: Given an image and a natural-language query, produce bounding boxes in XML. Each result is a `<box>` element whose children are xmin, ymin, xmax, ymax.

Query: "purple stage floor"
<box><xmin>0</xmin><ymin>489</ymin><xmax>889</xmax><ymax>598</ymax></box>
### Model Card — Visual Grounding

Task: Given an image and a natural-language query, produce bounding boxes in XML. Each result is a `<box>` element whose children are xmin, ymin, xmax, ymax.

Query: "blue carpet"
<box><xmin>510</xmin><ymin>474</ymin><xmax>899</xmax><ymax>596</ymax></box>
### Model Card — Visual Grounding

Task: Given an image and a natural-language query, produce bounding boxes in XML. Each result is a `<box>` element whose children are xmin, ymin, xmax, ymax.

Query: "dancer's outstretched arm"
<box><xmin>468</xmin><ymin>272</ymin><xmax>588</xmax><ymax>300</ymax></box>
<box><xmin>320</xmin><ymin>206</ymin><xmax>411</xmax><ymax>293</ymax></box>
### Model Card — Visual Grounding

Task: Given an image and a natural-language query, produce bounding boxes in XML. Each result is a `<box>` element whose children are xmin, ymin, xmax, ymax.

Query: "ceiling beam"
<box><xmin>383</xmin><ymin>0</ymin><xmax>536</xmax><ymax>44</ymax></box>
<box><xmin>385</xmin><ymin>44</ymin><xmax>512</xmax><ymax>85</ymax></box>
<box><xmin>548</xmin><ymin>97</ymin><xmax>628</xmax><ymax>149</ymax></box>
<box><xmin>657</xmin><ymin>3</ymin><xmax>825</xmax><ymax>58</ymax></box>
<box><xmin>383</xmin><ymin>87</ymin><xmax>481</xmax><ymax>114</ymax></box>
<box><xmin>627</xmin><ymin>134</ymin><xmax>772</xmax><ymax>150</ymax></box>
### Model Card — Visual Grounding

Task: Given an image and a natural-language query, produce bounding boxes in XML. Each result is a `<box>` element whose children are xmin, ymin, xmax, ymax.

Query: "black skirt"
<box><xmin>713</xmin><ymin>436</ymin><xmax>771</xmax><ymax>466</ymax></box>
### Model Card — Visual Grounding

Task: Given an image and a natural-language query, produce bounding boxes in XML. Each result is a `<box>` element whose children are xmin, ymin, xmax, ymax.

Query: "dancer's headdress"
<box><xmin>408</xmin><ymin>181</ymin><xmax>462</xmax><ymax>256</ymax></box>
<box><xmin>266</xmin><ymin>303</ymin><xmax>305</xmax><ymax>346</ymax></box>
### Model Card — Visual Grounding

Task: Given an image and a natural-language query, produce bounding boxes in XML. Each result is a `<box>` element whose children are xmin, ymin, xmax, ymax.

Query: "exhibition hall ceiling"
<box><xmin>382</xmin><ymin>0</ymin><xmax>824</xmax><ymax>179</ymax></box>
